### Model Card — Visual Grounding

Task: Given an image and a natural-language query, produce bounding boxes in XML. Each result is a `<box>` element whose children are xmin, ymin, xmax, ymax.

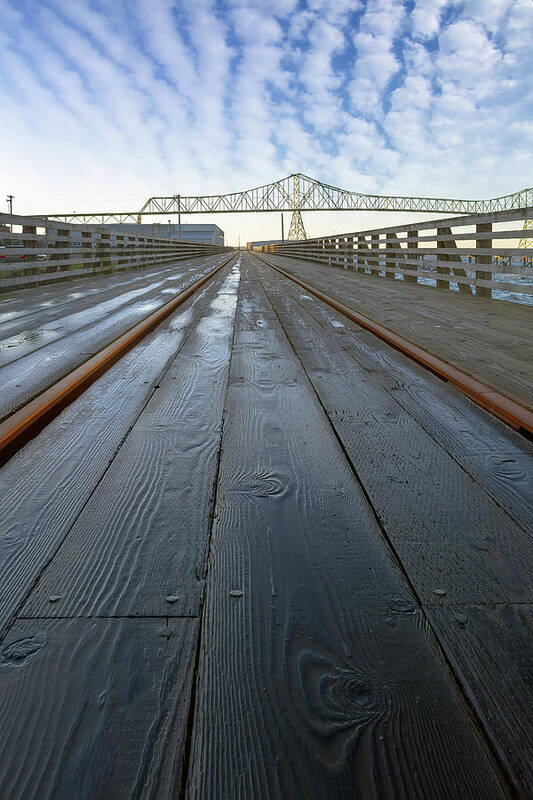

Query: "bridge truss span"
<box><xmin>41</xmin><ymin>173</ymin><xmax>533</xmax><ymax>226</ymax></box>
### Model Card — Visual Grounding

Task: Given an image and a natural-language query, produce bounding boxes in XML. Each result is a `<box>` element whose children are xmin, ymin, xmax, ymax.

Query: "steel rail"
<box><xmin>252</xmin><ymin>253</ymin><xmax>533</xmax><ymax>436</ymax></box>
<box><xmin>0</xmin><ymin>252</ymin><xmax>237</xmax><ymax>459</ymax></box>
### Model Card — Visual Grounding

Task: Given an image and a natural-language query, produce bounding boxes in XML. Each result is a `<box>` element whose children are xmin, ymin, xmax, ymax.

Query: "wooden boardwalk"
<box><xmin>257</xmin><ymin>251</ymin><xmax>533</xmax><ymax>409</ymax></box>
<box><xmin>0</xmin><ymin>252</ymin><xmax>532</xmax><ymax>798</ymax></box>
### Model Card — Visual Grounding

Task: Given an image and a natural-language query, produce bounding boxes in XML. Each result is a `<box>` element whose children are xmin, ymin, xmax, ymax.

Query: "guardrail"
<box><xmin>254</xmin><ymin>207</ymin><xmax>533</xmax><ymax>301</ymax></box>
<box><xmin>0</xmin><ymin>213</ymin><xmax>230</xmax><ymax>292</ymax></box>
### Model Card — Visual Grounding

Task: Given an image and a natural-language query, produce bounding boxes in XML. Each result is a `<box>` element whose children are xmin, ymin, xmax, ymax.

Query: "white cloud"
<box><xmin>0</xmin><ymin>0</ymin><xmax>531</xmax><ymax>245</ymax></box>
<box><xmin>411</xmin><ymin>0</ymin><xmax>449</xmax><ymax>39</ymax></box>
<box><xmin>349</xmin><ymin>0</ymin><xmax>406</xmax><ymax>116</ymax></box>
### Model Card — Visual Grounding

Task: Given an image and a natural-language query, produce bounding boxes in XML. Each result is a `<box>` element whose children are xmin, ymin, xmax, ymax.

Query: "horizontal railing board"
<box><xmin>0</xmin><ymin>248</ymin><xmax>188</xmax><ymax>258</ymax></box>
<box><xmin>276</xmin><ymin>243</ymin><xmax>533</xmax><ymax>258</ymax></box>
<box><xmin>289</xmin><ymin>229</ymin><xmax>530</xmax><ymax>244</ymax></box>
<box><xmin>0</xmin><ymin>213</ymin><xmax>230</xmax><ymax>292</ymax></box>
<box><xmin>275</xmin><ymin>251</ymin><xmax>533</xmax><ymax>274</ymax></box>
<box><xmin>283</xmin><ymin>206</ymin><xmax>533</xmax><ymax>242</ymax></box>
<box><xmin>0</xmin><ymin>238</ymin><xmax>219</xmax><ymax>252</ymax></box>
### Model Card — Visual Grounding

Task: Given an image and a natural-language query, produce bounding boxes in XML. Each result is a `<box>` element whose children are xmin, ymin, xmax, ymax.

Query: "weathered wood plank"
<box><xmin>0</xmin><ymin>271</ymin><xmax>229</xmax><ymax>637</ymax></box>
<box><xmin>256</xmin><ymin>260</ymin><xmax>533</xmax><ymax>794</ymax></box>
<box><xmin>430</xmin><ymin>604</ymin><xmax>533</xmax><ymax>798</ymax></box>
<box><xmin>262</xmin><ymin>259</ymin><xmax>533</xmax><ymax>534</ymax></box>
<box><xmin>0</xmin><ymin>617</ymin><xmax>198</xmax><ymax>799</ymax></box>
<box><xmin>0</xmin><ymin>257</ymin><xmax>221</xmax><ymax>339</ymax></box>
<box><xmin>187</xmin><ymin>258</ymin><xmax>510</xmax><ymax>799</ymax></box>
<box><xmin>20</xmin><ymin>267</ymin><xmax>240</xmax><ymax>619</ymax></box>
<box><xmin>259</xmin><ymin>253</ymin><xmax>533</xmax><ymax>407</ymax></box>
<box><xmin>0</xmin><ymin>255</ymin><xmax>229</xmax><ymax>420</ymax></box>
<box><xmin>259</xmin><ymin>266</ymin><xmax>533</xmax><ymax>603</ymax></box>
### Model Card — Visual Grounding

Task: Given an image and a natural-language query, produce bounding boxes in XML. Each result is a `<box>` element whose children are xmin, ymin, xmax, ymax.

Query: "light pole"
<box><xmin>6</xmin><ymin>195</ymin><xmax>14</xmax><ymax>214</ymax></box>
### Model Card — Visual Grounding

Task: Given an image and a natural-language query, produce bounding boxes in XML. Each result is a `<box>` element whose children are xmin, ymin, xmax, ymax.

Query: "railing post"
<box><xmin>385</xmin><ymin>232</ymin><xmax>399</xmax><ymax>280</ymax></box>
<box><xmin>370</xmin><ymin>233</ymin><xmax>379</xmax><ymax>274</ymax></box>
<box><xmin>476</xmin><ymin>222</ymin><xmax>492</xmax><ymax>299</ymax></box>
<box><xmin>22</xmin><ymin>225</ymin><xmax>37</xmax><ymax>265</ymax></box>
<box><xmin>357</xmin><ymin>235</ymin><xmax>368</xmax><ymax>272</ymax></box>
<box><xmin>405</xmin><ymin>229</ymin><xmax>418</xmax><ymax>283</ymax></box>
<box><xmin>347</xmin><ymin>235</ymin><xmax>354</xmax><ymax>270</ymax></box>
<box><xmin>437</xmin><ymin>226</ymin><xmax>472</xmax><ymax>294</ymax></box>
<box><xmin>436</xmin><ymin>227</ymin><xmax>450</xmax><ymax>289</ymax></box>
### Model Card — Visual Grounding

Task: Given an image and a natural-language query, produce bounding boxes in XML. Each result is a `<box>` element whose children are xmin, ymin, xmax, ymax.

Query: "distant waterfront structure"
<box><xmin>247</xmin><ymin>239</ymin><xmax>282</xmax><ymax>251</ymax></box>
<box><xmin>85</xmin><ymin>222</ymin><xmax>224</xmax><ymax>246</ymax></box>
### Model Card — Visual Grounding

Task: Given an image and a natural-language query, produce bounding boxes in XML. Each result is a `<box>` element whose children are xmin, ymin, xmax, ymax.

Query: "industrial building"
<box><xmin>84</xmin><ymin>222</ymin><xmax>224</xmax><ymax>246</ymax></box>
<box><xmin>247</xmin><ymin>239</ymin><xmax>282</xmax><ymax>250</ymax></box>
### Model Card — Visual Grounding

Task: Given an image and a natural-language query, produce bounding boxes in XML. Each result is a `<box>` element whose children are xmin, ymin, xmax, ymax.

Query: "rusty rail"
<box><xmin>0</xmin><ymin>252</ymin><xmax>237</xmax><ymax>460</ymax></box>
<box><xmin>253</xmin><ymin>253</ymin><xmax>533</xmax><ymax>436</ymax></box>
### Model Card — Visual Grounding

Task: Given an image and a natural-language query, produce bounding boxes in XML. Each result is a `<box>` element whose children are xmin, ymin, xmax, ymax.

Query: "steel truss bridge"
<box><xmin>43</xmin><ymin>173</ymin><xmax>532</xmax><ymax>224</ymax></box>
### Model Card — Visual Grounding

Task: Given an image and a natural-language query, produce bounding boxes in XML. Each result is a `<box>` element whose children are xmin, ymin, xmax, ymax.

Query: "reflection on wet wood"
<box><xmin>187</xmin><ymin>264</ymin><xmax>508</xmax><ymax>799</ymax></box>
<box><xmin>0</xmin><ymin>271</ymin><xmax>228</xmax><ymax>636</ymax></box>
<box><xmin>20</xmin><ymin>270</ymin><xmax>239</xmax><ymax>619</ymax></box>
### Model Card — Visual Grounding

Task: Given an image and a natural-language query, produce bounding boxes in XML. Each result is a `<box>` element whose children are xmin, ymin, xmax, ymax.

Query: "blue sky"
<box><xmin>1</xmin><ymin>0</ymin><xmax>532</xmax><ymax>244</ymax></box>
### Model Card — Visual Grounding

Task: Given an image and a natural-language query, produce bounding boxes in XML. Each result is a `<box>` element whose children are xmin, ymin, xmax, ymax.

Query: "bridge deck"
<box><xmin>258</xmin><ymin>251</ymin><xmax>533</xmax><ymax>409</ymax></box>
<box><xmin>0</xmin><ymin>253</ymin><xmax>532</xmax><ymax>798</ymax></box>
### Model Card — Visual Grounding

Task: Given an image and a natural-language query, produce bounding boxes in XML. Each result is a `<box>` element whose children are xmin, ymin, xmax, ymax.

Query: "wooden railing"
<box><xmin>255</xmin><ymin>207</ymin><xmax>533</xmax><ymax>301</ymax></box>
<box><xmin>0</xmin><ymin>213</ymin><xmax>230</xmax><ymax>292</ymax></box>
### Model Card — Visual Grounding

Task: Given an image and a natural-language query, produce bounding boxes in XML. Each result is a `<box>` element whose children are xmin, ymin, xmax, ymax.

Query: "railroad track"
<box><xmin>2</xmin><ymin>247</ymin><xmax>531</xmax><ymax>468</ymax></box>
<box><xmin>0</xmin><ymin>251</ymin><xmax>237</xmax><ymax>463</ymax></box>
<box><xmin>0</xmin><ymin>251</ymin><xmax>532</xmax><ymax>797</ymax></box>
<box><xmin>252</xmin><ymin>252</ymin><xmax>533</xmax><ymax>437</ymax></box>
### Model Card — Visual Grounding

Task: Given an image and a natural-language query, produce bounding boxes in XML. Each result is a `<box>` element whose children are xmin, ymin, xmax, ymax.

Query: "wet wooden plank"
<box><xmin>256</xmin><ymin>261</ymin><xmax>533</xmax><ymax>796</ymax></box>
<box><xmin>0</xmin><ymin>272</ymin><xmax>228</xmax><ymax>637</ymax></box>
<box><xmin>259</xmin><ymin>267</ymin><xmax>533</xmax><ymax>604</ymax></box>
<box><xmin>261</xmin><ymin>253</ymin><xmax>533</xmax><ymax>408</ymax></box>
<box><xmin>0</xmin><ymin>617</ymin><xmax>198</xmax><ymax>800</ymax></box>
<box><xmin>261</xmin><ymin>259</ymin><xmax>533</xmax><ymax>535</ymax></box>
<box><xmin>187</xmin><ymin>259</ymin><xmax>509</xmax><ymax>799</ymax></box>
<box><xmin>430</xmin><ymin>603</ymin><xmax>533</xmax><ymax>797</ymax></box>
<box><xmin>0</xmin><ymin>255</ymin><xmax>229</xmax><ymax>420</ymax></box>
<box><xmin>0</xmin><ymin>256</ymin><xmax>222</xmax><ymax>341</ymax></box>
<box><xmin>20</xmin><ymin>268</ymin><xmax>240</xmax><ymax>619</ymax></box>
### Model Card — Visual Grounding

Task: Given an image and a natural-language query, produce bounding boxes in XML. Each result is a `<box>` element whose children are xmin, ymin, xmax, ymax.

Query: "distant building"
<box><xmin>248</xmin><ymin>239</ymin><xmax>282</xmax><ymax>250</ymax></box>
<box><xmin>88</xmin><ymin>222</ymin><xmax>224</xmax><ymax>247</ymax></box>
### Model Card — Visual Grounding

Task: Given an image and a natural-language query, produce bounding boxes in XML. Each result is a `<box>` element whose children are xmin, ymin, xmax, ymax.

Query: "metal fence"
<box><xmin>0</xmin><ymin>213</ymin><xmax>230</xmax><ymax>292</ymax></box>
<box><xmin>256</xmin><ymin>207</ymin><xmax>533</xmax><ymax>301</ymax></box>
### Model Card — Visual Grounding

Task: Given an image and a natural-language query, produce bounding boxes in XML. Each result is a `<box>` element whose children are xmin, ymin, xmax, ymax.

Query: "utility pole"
<box><xmin>281</xmin><ymin>213</ymin><xmax>284</xmax><ymax>242</ymax></box>
<box><xmin>6</xmin><ymin>195</ymin><xmax>14</xmax><ymax>214</ymax></box>
<box><xmin>177</xmin><ymin>194</ymin><xmax>181</xmax><ymax>241</ymax></box>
